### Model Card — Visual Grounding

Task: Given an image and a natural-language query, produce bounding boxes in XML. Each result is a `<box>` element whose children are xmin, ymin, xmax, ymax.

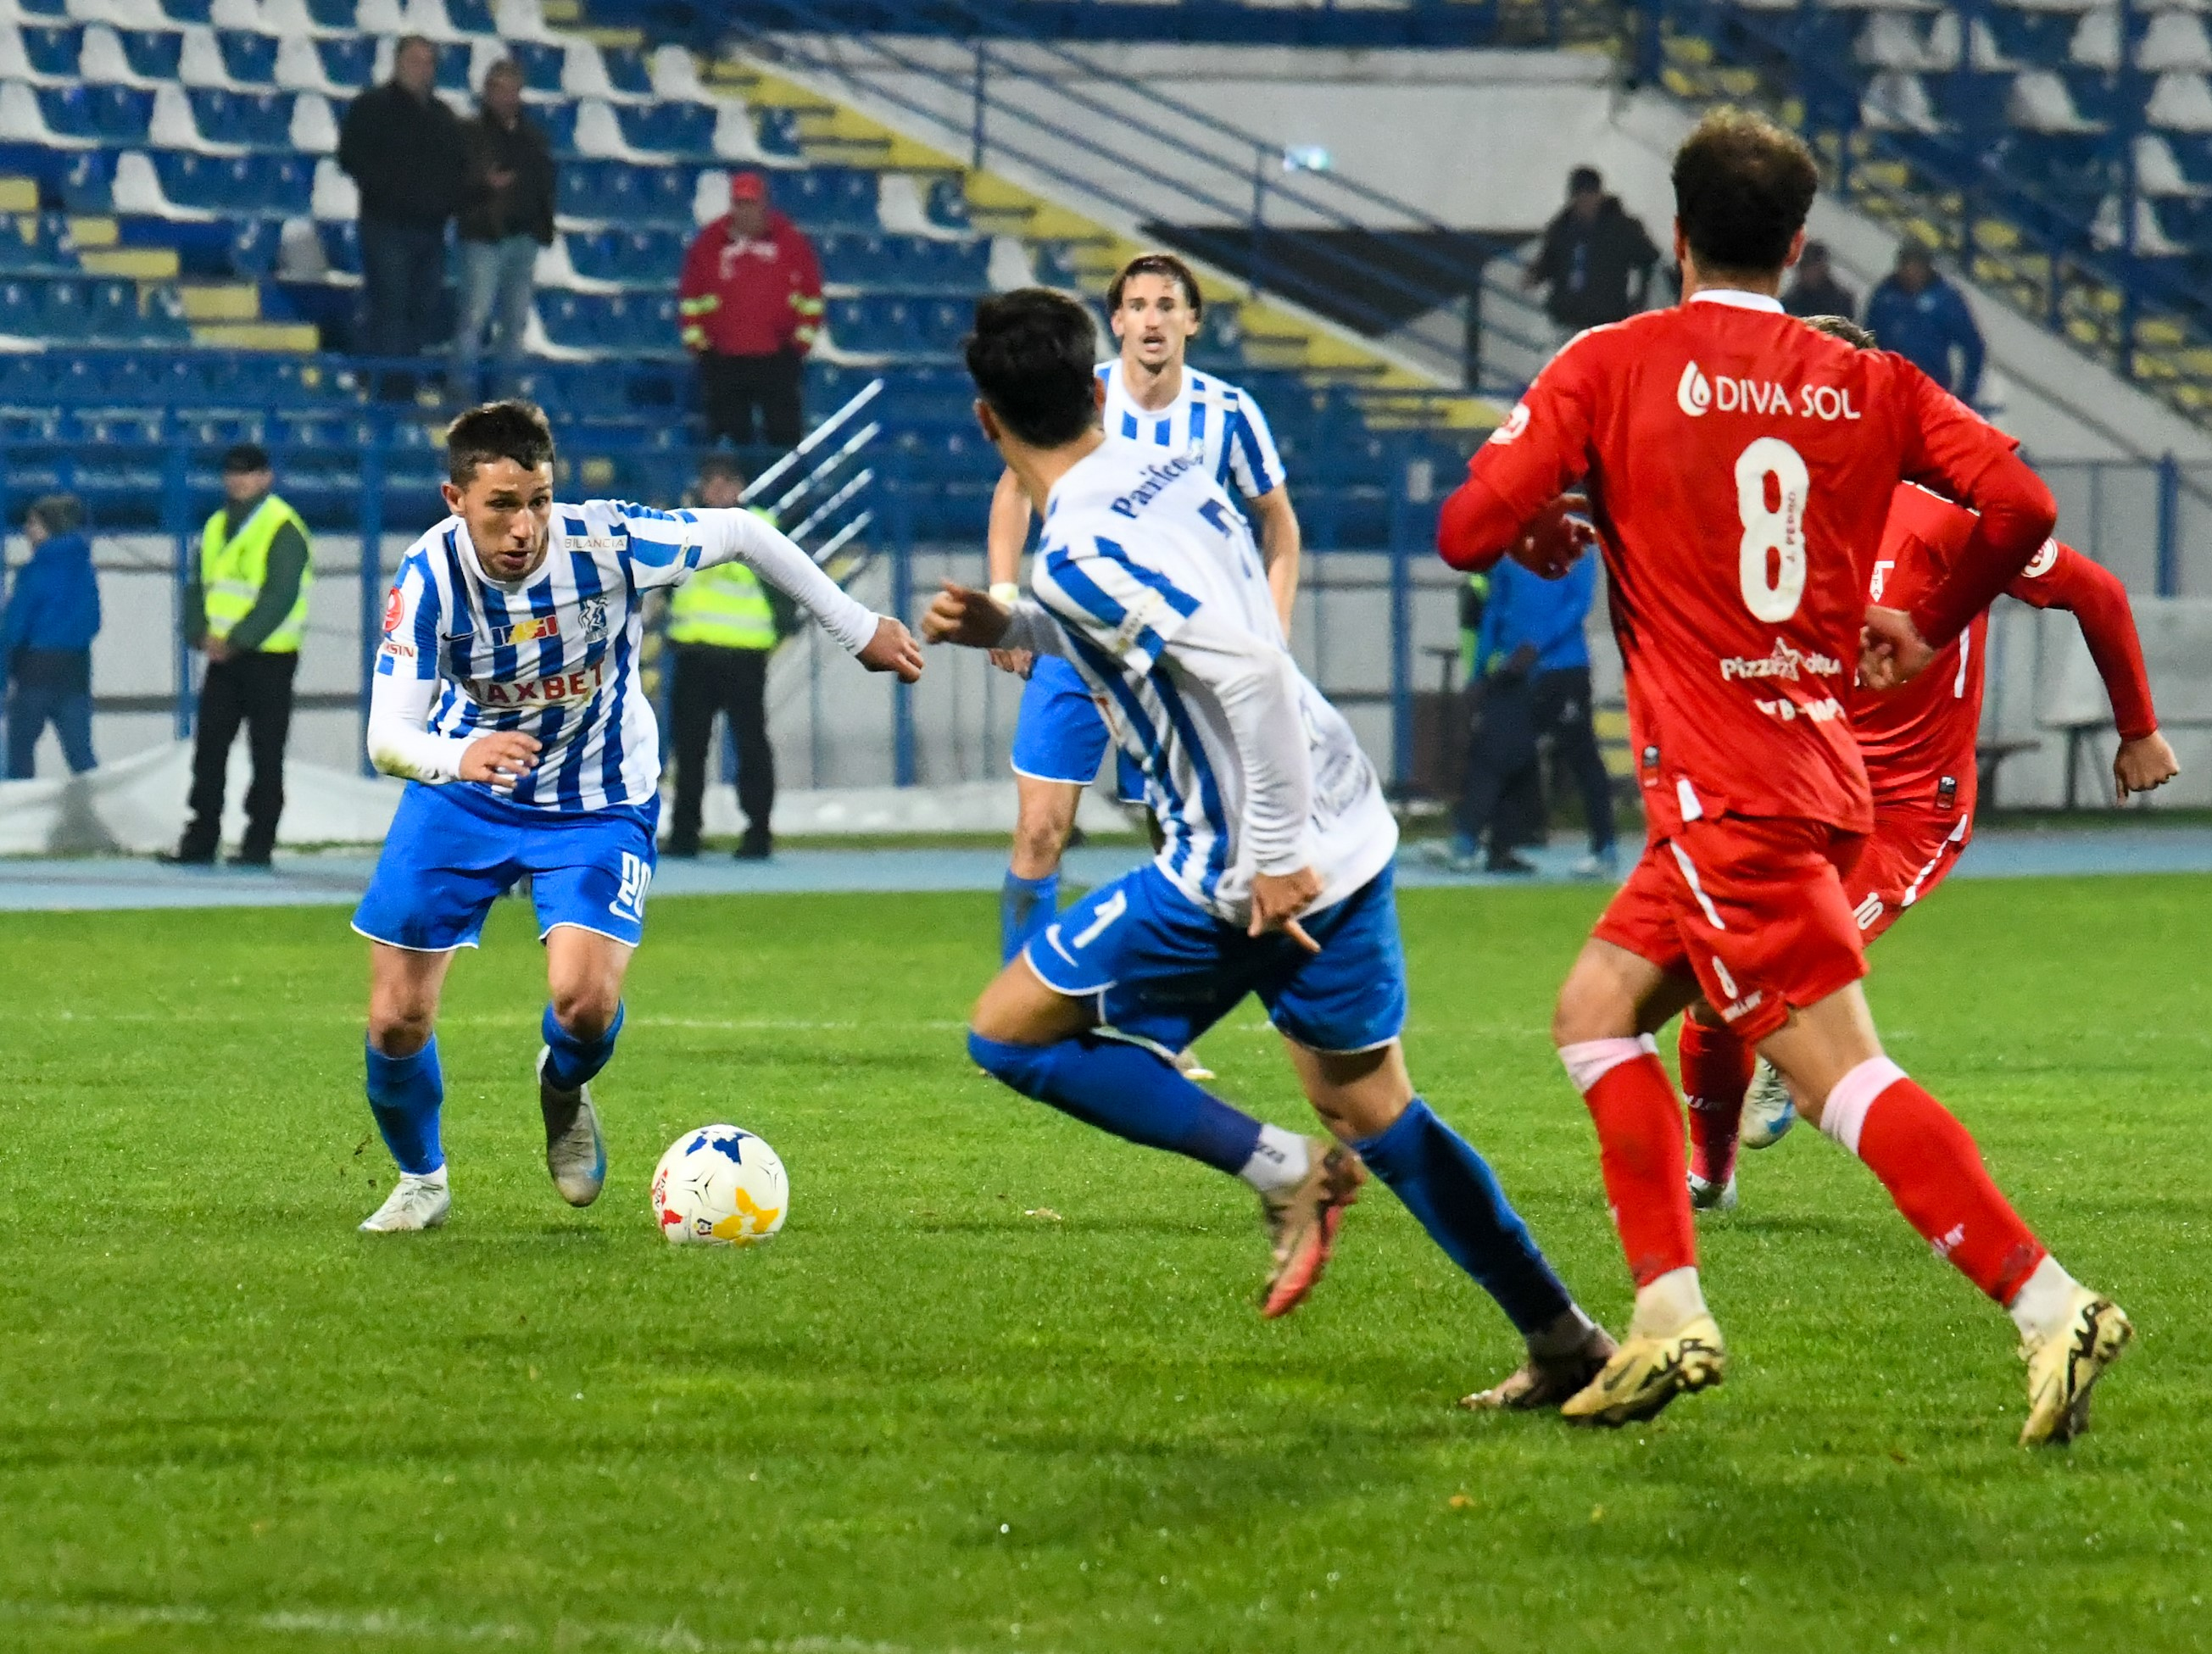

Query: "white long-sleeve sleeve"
<box><xmin>366</xmin><ymin>669</ymin><xmax>475</xmax><ymax>785</ymax></box>
<box><xmin>997</xmin><ymin>597</ymin><xmax>1070</xmax><ymax>659</ymax></box>
<box><xmin>628</xmin><ymin>505</ymin><xmax>879</xmax><ymax>655</ymax></box>
<box><xmin>1154</xmin><ymin>610</ymin><xmax>1314</xmax><ymax>877</ymax></box>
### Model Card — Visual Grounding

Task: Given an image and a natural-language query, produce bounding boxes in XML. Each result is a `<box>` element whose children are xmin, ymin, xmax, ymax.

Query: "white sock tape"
<box><xmin>1558</xmin><ymin>1036</ymin><xmax>1654</xmax><ymax>1096</ymax></box>
<box><xmin>1819</xmin><ymin>1055</ymin><xmax>1908</xmax><ymax>1156</ymax></box>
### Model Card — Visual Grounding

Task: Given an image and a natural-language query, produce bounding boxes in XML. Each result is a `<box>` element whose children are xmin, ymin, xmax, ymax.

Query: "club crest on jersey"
<box><xmin>1678</xmin><ymin>360</ymin><xmax>1862</xmax><ymax>421</ymax></box>
<box><xmin>382</xmin><ymin>587</ymin><xmax>405</xmax><ymax>634</ymax></box>
<box><xmin>503</xmin><ymin>615</ymin><xmax>558</xmax><ymax>645</ymax></box>
<box><xmin>2020</xmin><ymin>538</ymin><xmax>2059</xmax><ymax>579</ymax></box>
<box><xmin>578</xmin><ymin>596</ymin><xmax>610</xmax><ymax>641</ymax></box>
<box><xmin>1719</xmin><ymin>637</ymin><xmax>1843</xmax><ymax>683</ymax></box>
<box><xmin>468</xmin><ymin>660</ymin><xmax>607</xmax><ymax>707</ymax></box>
<box><xmin>1487</xmin><ymin>401</ymin><xmax>1531</xmax><ymax>445</ymax></box>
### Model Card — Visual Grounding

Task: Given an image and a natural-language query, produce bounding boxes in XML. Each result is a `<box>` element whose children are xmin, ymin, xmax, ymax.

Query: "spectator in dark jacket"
<box><xmin>1864</xmin><ymin>243</ymin><xmax>1986</xmax><ymax>404</ymax></box>
<box><xmin>338</xmin><ymin>35</ymin><xmax>465</xmax><ymax>398</ymax></box>
<box><xmin>452</xmin><ymin>58</ymin><xmax>556</xmax><ymax>403</ymax></box>
<box><xmin>2</xmin><ymin>493</ymin><xmax>100</xmax><ymax>778</ymax></box>
<box><xmin>1524</xmin><ymin>165</ymin><xmax>1660</xmax><ymax>338</ymax></box>
<box><xmin>1782</xmin><ymin>239</ymin><xmax>1858</xmax><ymax>320</ymax></box>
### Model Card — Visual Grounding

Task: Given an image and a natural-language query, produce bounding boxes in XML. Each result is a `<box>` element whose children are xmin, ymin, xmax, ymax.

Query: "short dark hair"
<box><xmin>965</xmin><ymin>289</ymin><xmax>1099</xmax><ymax>449</ymax></box>
<box><xmin>1672</xmin><ymin>109</ymin><xmax>1819</xmax><ymax>279</ymax></box>
<box><xmin>1800</xmin><ymin>314</ymin><xmax>1875</xmax><ymax>350</ymax></box>
<box><xmin>1568</xmin><ymin>165</ymin><xmax>1602</xmax><ymax>194</ymax></box>
<box><xmin>221</xmin><ymin>442</ymin><xmax>270</xmax><ymax>474</ymax></box>
<box><xmin>698</xmin><ymin>452</ymin><xmax>748</xmax><ymax>488</ymax></box>
<box><xmin>446</xmin><ymin>400</ymin><xmax>555</xmax><ymax>487</ymax></box>
<box><xmin>481</xmin><ymin>56</ymin><xmax>522</xmax><ymax>89</ymax></box>
<box><xmin>1106</xmin><ymin>252</ymin><xmax>1203</xmax><ymax>320</ymax></box>
<box><xmin>26</xmin><ymin>493</ymin><xmax>83</xmax><ymax>535</ymax></box>
<box><xmin>394</xmin><ymin>32</ymin><xmax>436</xmax><ymax>58</ymax></box>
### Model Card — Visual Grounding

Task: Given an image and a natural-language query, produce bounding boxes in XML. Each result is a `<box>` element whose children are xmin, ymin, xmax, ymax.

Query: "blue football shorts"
<box><xmin>1023</xmin><ymin>860</ymin><xmax>1408</xmax><ymax>1055</ymax></box>
<box><xmin>352</xmin><ymin>780</ymin><xmax>660</xmax><ymax>952</ymax></box>
<box><xmin>1010</xmin><ymin>655</ymin><xmax>1111</xmax><ymax>786</ymax></box>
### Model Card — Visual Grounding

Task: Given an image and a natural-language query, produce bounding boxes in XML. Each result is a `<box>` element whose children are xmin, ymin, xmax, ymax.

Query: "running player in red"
<box><xmin>1436</xmin><ymin>109</ymin><xmax>2131</xmax><ymax>1443</ymax></box>
<box><xmin>1680</xmin><ymin>316</ymin><xmax>2181</xmax><ymax>1208</ymax></box>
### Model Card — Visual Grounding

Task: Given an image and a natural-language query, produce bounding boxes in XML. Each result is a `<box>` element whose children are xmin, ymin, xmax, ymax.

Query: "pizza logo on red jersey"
<box><xmin>382</xmin><ymin>588</ymin><xmax>405</xmax><ymax>634</ymax></box>
<box><xmin>1486</xmin><ymin>402</ymin><xmax>1530</xmax><ymax>446</ymax></box>
<box><xmin>1676</xmin><ymin>359</ymin><xmax>1864</xmax><ymax>422</ymax></box>
<box><xmin>1719</xmin><ymin>638</ymin><xmax>1843</xmax><ymax>684</ymax></box>
<box><xmin>2020</xmin><ymin>538</ymin><xmax>2059</xmax><ymax>579</ymax></box>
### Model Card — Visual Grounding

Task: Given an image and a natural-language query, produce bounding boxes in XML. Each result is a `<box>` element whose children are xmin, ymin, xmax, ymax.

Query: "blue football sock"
<box><xmin>1354</xmin><ymin>1097</ymin><xmax>1573</xmax><ymax>1335</ymax></box>
<box><xmin>1000</xmin><ymin>871</ymin><xmax>1060</xmax><ymax>963</ymax></box>
<box><xmin>542</xmin><ymin>1000</ymin><xmax>624</xmax><ymax>1092</ymax></box>
<box><xmin>365</xmin><ymin>1036</ymin><xmax>445</xmax><ymax>1176</ymax></box>
<box><xmin>969</xmin><ymin>1030</ymin><xmax>1262</xmax><ymax>1175</ymax></box>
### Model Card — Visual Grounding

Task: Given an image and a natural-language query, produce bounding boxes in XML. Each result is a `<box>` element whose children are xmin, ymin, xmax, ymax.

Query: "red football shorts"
<box><xmin>1844</xmin><ymin>799</ymin><xmax>1971</xmax><ymax>943</ymax></box>
<box><xmin>1594</xmin><ymin>814</ymin><xmax>1869</xmax><ymax>1044</ymax></box>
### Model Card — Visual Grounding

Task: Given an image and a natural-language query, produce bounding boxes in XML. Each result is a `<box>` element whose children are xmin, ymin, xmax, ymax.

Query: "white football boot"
<box><xmin>1740</xmin><ymin>1058</ymin><xmax>1797</xmax><ymax>1150</ymax></box>
<box><xmin>1687</xmin><ymin>1172</ymin><xmax>1739</xmax><ymax>1212</ymax></box>
<box><xmin>537</xmin><ymin>1047</ymin><xmax>606</xmax><ymax>1207</ymax></box>
<box><xmin>359</xmin><ymin>1167</ymin><xmax>451</xmax><ymax>1233</ymax></box>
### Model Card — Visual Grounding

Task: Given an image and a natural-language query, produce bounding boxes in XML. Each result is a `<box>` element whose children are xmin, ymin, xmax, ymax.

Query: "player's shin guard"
<box><xmin>365</xmin><ymin>1035</ymin><xmax>445</xmax><ymax>1175</ymax></box>
<box><xmin>542</xmin><ymin>1000</ymin><xmax>623</xmax><ymax>1093</ymax></box>
<box><xmin>1819</xmin><ymin>1057</ymin><xmax>2047</xmax><ymax>1304</ymax></box>
<box><xmin>1000</xmin><ymin>872</ymin><xmax>1059</xmax><ymax>963</ymax></box>
<box><xmin>1352</xmin><ymin>1098</ymin><xmax>1574</xmax><ymax>1335</ymax></box>
<box><xmin>1679</xmin><ymin>1017</ymin><xmax>1754</xmax><ymax>1187</ymax></box>
<box><xmin>1560</xmin><ymin>1037</ymin><xmax>1697</xmax><ymax>1287</ymax></box>
<box><xmin>967</xmin><ymin>1029</ymin><xmax>1262</xmax><ymax>1175</ymax></box>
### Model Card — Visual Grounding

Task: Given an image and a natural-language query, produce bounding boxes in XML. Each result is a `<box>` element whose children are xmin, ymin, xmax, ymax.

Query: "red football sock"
<box><xmin>1679</xmin><ymin>1017</ymin><xmax>1753</xmax><ymax>1186</ymax></box>
<box><xmin>1825</xmin><ymin>1060</ymin><xmax>2048</xmax><ymax>1304</ymax></box>
<box><xmin>1562</xmin><ymin>1039</ymin><xmax>1697</xmax><ymax>1286</ymax></box>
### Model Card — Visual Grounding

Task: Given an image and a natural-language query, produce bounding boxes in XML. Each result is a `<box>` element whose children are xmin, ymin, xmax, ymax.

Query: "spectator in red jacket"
<box><xmin>678</xmin><ymin>171</ymin><xmax>824</xmax><ymax>454</ymax></box>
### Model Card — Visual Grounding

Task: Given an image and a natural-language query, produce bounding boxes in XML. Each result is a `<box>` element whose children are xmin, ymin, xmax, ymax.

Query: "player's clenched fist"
<box><xmin>2114</xmin><ymin>730</ymin><xmax>2180</xmax><ymax>801</ymax></box>
<box><xmin>460</xmin><ymin>731</ymin><xmax>541</xmax><ymax>791</ymax></box>
<box><xmin>922</xmin><ymin>582</ymin><xmax>1014</xmax><ymax>650</ymax></box>
<box><xmin>1508</xmin><ymin>493</ymin><xmax>1596</xmax><ymax>579</ymax></box>
<box><xmin>1858</xmin><ymin>604</ymin><xmax>1936</xmax><ymax>691</ymax></box>
<box><xmin>858</xmin><ymin>615</ymin><xmax>926</xmax><ymax>682</ymax></box>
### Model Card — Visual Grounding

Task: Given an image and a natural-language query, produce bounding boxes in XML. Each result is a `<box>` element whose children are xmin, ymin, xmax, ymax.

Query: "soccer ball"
<box><xmin>651</xmin><ymin>1125</ymin><xmax>788</xmax><ymax>1246</ymax></box>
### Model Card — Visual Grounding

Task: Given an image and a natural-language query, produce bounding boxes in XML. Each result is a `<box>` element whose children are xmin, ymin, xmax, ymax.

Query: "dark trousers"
<box><xmin>6</xmin><ymin>674</ymin><xmax>96</xmax><ymax>777</ymax></box>
<box><xmin>700</xmin><ymin>350</ymin><xmax>804</xmax><ymax>453</ymax></box>
<box><xmin>1453</xmin><ymin>671</ymin><xmax>1544</xmax><ymax>860</ymax></box>
<box><xmin>1530</xmin><ymin>666</ymin><xmax>1615</xmax><ymax>853</ymax></box>
<box><xmin>359</xmin><ymin>214</ymin><xmax>448</xmax><ymax>398</ymax></box>
<box><xmin>183</xmin><ymin>651</ymin><xmax>298</xmax><ymax>858</ymax></box>
<box><xmin>668</xmin><ymin>643</ymin><xmax>773</xmax><ymax>847</ymax></box>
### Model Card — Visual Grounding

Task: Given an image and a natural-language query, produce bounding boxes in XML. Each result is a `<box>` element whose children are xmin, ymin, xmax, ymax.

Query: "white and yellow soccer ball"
<box><xmin>651</xmin><ymin>1125</ymin><xmax>788</xmax><ymax>1246</ymax></box>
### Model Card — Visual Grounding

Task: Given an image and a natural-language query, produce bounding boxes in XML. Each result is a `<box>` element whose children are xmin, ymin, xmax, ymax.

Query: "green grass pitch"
<box><xmin>2</xmin><ymin>876</ymin><xmax>2208</xmax><ymax>1652</ymax></box>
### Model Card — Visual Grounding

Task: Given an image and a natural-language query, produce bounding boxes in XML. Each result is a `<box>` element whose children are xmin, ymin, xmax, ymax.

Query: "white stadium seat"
<box><xmin>711</xmin><ymin>99</ymin><xmax>765</xmax><ymax>164</ymax></box>
<box><xmin>2134</xmin><ymin>132</ymin><xmax>2206</xmax><ymax>194</ymax></box>
<box><xmin>310</xmin><ymin>153</ymin><xmax>359</xmax><ymax>220</ymax></box>
<box><xmin>78</xmin><ymin>22</ymin><xmax>163</xmax><ymax>86</ymax></box>
<box><xmin>2148</xmin><ymin>69</ymin><xmax>2212</xmax><ymax>127</ymax></box>
<box><xmin>533</xmin><ymin>235</ymin><xmax>624</xmax><ymax>292</ymax></box>
<box><xmin>1857</xmin><ymin>13</ymin><xmax>1929</xmax><ymax>67</ymax></box>
<box><xmin>399</xmin><ymin>0</ymin><xmax>467</xmax><ymax>40</ymax></box>
<box><xmin>649</xmin><ymin>42</ymin><xmax>710</xmax><ymax>103</ymax></box>
<box><xmin>465</xmin><ymin>36</ymin><xmax>504</xmax><ymax>91</ymax></box>
<box><xmin>276</xmin><ymin>214</ymin><xmax>332</xmax><ymax>281</ymax></box>
<box><xmin>560</xmin><ymin>38</ymin><xmax>649</xmax><ymax>103</ymax></box>
<box><xmin>494</xmin><ymin>0</ymin><xmax>554</xmax><ymax>39</ymax></box>
<box><xmin>1860</xmin><ymin>70</ymin><xmax>1941</xmax><ymax>130</ymax></box>
<box><xmin>2141</xmin><ymin>11</ymin><xmax>2212</xmax><ymax>68</ymax></box>
<box><xmin>357</xmin><ymin>0</ymin><xmax>405</xmax><ymax>33</ymax></box>
<box><xmin>65</xmin><ymin>0</ymin><xmax>168</xmax><ymax>28</ymax></box>
<box><xmin>1</xmin><ymin>21</ymin><xmax>76</xmax><ymax>82</ymax></box>
<box><xmin>261</xmin><ymin>0</ymin><xmax>346</xmax><ymax>36</ymax></box>
<box><xmin>691</xmin><ymin>165</ymin><xmax>727</xmax><ymax>226</ymax></box>
<box><xmin>2068</xmin><ymin>8</ymin><xmax>2120</xmax><ymax>66</ymax></box>
<box><xmin>2009</xmin><ymin>68</ymin><xmax>2104</xmax><ymax>129</ymax></box>
<box><xmin>2093</xmin><ymin>192</ymin><xmax>2187</xmax><ymax>253</ymax></box>
<box><xmin>209</xmin><ymin>0</ymin><xmax>264</xmax><ymax>30</ymax></box>
<box><xmin>113</xmin><ymin>148</ymin><xmax>219</xmax><ymax>219</ymax></box>
<box><xmin>274</xmin><ymin>31</ymin><xmax>343</xmax><ymax>92</ymax></box>
<box><xmin>289</xmin><ymin>88</ymin><xmax>340</xmax><ymax>152</ymax></box>
<box><xmin>178</xmin><ymin>24</ymin><xmax>243</xmax><ymax>89</ymax></box>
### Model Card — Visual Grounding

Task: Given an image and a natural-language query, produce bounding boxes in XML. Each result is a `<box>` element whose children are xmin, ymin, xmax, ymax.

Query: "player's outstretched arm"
<box><xmin>679</xmin><ymin>505</ymin><xmax>922</xmax><ymax>682</ymax></box>
<box><xmin>922</xmin><ymin>581</ymin><xmax>1068</xmax><ymax>659</ymax></box>
<box><xmin>2008</xmin><ymin>543</ymin><xmax>2176</xmax><ymax>799</ymax></box>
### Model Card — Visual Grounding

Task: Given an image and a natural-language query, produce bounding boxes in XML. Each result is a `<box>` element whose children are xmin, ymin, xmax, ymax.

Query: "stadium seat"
<box><xmin>2144</xmin><ymin>10</ymin><xmax>2212</xmax><ymax>69</ymax></box>
<box><xmin>11</xmin><ymin>20</ymin><xmax>83</xmax><ymax>77</ymax></box>
<box><xmin>2150</xmin><ymin>69</ymin><xmax>2212</xmax><ymax>128</ymax></box>
<box><xmin>215</xmin><ymin>26</ymin><xmax>276</xmax><ymax>84</ymax></box>
<box><xmin>288</xmin><ymin>87</ymin><xmax>338</xmax><ymax>151</ymax></box>
<box><xmin>3</xmin><ymin>82</ymin><xmax>99</xmax><ymax>148</ymax></box>
<box><xmin>1862</xmin><ymin>70</ymin><xmax>1942</xmax><ymax>130</ymax></box>
<box><xmin>617</xmin><ymin>99</ymin><xmax>716</xmax><ymax>158</ymax></box>
<box><xmin>510</xmin><ymin>36</ymin><xmax>564</xmax><ymax>94</ymax></box>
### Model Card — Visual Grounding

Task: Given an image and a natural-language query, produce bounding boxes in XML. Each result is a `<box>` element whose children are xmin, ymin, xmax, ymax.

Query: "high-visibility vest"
<box><xmin>201</xmin><ymin>493</ymin><xmax>313</xmax><ymax>654</ymax></box>
<box><xmin>666</xmin><ymin>510</ymin><xmax>778</xmax><ymax>650</ymax></box>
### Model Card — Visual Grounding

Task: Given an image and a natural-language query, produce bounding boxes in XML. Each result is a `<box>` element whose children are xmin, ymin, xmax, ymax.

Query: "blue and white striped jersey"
<box><xmin>1009</xmin><ymin>442</ymin><xmax>1393</xmax><ymax>922</ymax></box>
<box><xmin>371</xmin><ymin>498</ymin><xmax>876</xmax><ymax>813</ymax></box>
<box><xmin>1097</xmin><ymin>359</ymin><xmax>1287</xmax><ymax>503</ymax></box>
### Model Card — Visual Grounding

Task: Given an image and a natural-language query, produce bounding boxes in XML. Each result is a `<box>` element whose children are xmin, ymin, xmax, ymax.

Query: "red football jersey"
<box><xmin>1858</xmin><ymin>482</ymin><xmax>2159</xmax><ymax>806</ymax></box>
<box><xmin>1457</xmin><ymin>292</ymin><xmax>2028</xmax><ymax>838</ymax></box>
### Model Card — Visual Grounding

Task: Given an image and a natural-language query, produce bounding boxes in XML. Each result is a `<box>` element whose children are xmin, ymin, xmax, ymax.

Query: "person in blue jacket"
<box><xmin>1430</xmin><ymin>549</ymin><xmax>1615</xmax><ymax>877</ymax></box>
<box><xmin>2</xmin><ymin>493</ymin><xmax>100</xmax><ymax>779</ymax></box>
<box><xmin>1863</xmin><ymin>243</ymin><xmax>1984</xmax><ymax>405</ymax></box>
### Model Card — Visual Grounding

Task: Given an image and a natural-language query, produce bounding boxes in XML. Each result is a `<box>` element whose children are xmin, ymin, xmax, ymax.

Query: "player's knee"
<box><xmin>367</xmin><ymin>999</ymin><xmax>435</xmax><ymax>1057</ymax></box>
<box><xmin>1011</xmin><ymin>811</ymin><xmax>1071</xmax><ymax>873</ymax></box>
<box><xmin>1551</xmin><ymin>973</ymin><xmax>1628</xmax><ymax>1048</ymax></box>
<box><xmin>967</xmin><ymin>1027</ymin><xmax>1056</xmax><ymax>1095</ymax></box>
<box><xmin>551</xmin><ymin>979</ymin><xmax>621</xmax><ymax>1041</ymax></box>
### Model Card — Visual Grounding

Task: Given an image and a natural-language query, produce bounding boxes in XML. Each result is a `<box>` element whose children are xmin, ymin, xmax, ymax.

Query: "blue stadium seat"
<box><xmin>306</xmin><ymin>0</ymin><xmax>355</xmax><ymax>29</ymax></box>
<box><xmin>318</xmin><ymin>218</ymin><xmax>362</xmax><ymax>275</ymax></box>
<box><xmin>538</xmin><ymin>290</ymin><xmax>600</xmax><ymax>351</ymax></box>
<box><xmin>433</xmin><ymin>47</ymin><xmax>468</xmax><ymax>92</ymax></box>
<box><xmin>14</xmin><ymin>0</ymin><xmax>66</xmax><ymax>14</ymax></box>
<box><xmin>0</xmin><ymin>280</ymin><xmax>44</xmax><ymax>342</ymax></box>
<box><xmin>566</xmin><ymin>226</ymin><xmax>684</xmax><ymax>283</ymax></box>
<box><xmin>1927</xmin><ymin>72</ymin><xmax>2009</xmax><ymax>131</ymax></box>
<box><xmin>229</xmin><ymin>218</ymin><xmax>281</xmax><ymax>278</ymax></box>
<box><xmin>35</xmin><ymin>86</ymin><xmax>103</xmax><ymax>144</ymax></box>
<box><xmin>602</xmin><ymin>47</ymin><xmax>653</xmax><ymax>97</ymax></box>
<box><xmin>42</xmin><ymin>279</ymin><xmax>92</xmax><ymax>343</ymax></box>
<box><xmin>558</xmin><ymin>159</ymin><xmax>612</xmax><ymax>220</ymax></box>
<box><xmin>20</xmin><ymin>23</ymin><xmax>82</xmax><ymax>77</ymax></box>
<box><xmin>755</xmin><ymin>108</ymin><xmax>803</xmax><ymax>162</ymax></box>
<box><xmin>446</xmin><ymin>0</ymin><xmax>494</xmax><ymax>33</ymax></box>
<box><xmin>926</xmin><ymin>177</ymin><xmax>972</xmax><ymax>235</ymax></box>
<box><xmin>89</xmin><ymin>85</ymin><xmax>154</xmax><ymax>144</ymax></box>
<box><xmin>190</xmin><ymin>89</ymin><xmax>287</xmax><ymax>148</ymax></box>
<box><xmin>59</xmin><ymin>150</ymin><xmax>114</xmax><ymax>213</ymax></box>
<box><xmin>216</xmin><ymin>29</ymin><xmax>278</xmax><ymax>86</ymax></box>
<box><xmin>538</xmin><ymin>99</ymin><xmax>579</xmax><ymax>154</ymax></box>
<box><xmin>782</xmin><ymin>167</ymin><xmax>879</xmax><ymax>231</ymax></box>
<box><xmin>153</xmin><ymin>151</ymin><xmax>229</xmax><ymax>212</ymax></box>
<box><xmin>511</xmin><ymin>40</ymin><xmax>566</xmax><ymax>94</ymax></box>
<box><xmin>159</xmin><ymin>0</ymin><xmax>213</xmax><ymax>22</ymax></box>
<box><xmin>317</xmin><ymin>37</ymin><xmax>375</xmax><ymax>91</ymax></box>
<box><xmin>119</xmin><ymin>27</ymin><xmax>182</xmax><ymax>81</ymax></box>
<box><xmin>618</xmin><ymin>101</ymin><xmax>714</xmax><ymax>157</ymax></box>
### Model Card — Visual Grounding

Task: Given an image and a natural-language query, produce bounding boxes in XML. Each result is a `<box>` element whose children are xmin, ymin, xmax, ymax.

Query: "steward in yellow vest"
<box><xmin>665</xmin><ymin>468</ymin><xmax>793</xmax><ymax>861</ymax></box>
<box><xmin>165</xmin><ymin>443</ymin><xmax>312</xmax><ymax>868</ymax></box>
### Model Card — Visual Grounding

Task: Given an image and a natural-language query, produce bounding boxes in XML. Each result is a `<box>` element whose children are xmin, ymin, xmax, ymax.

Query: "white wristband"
<box><xmin>989</xmin><ymin>582</ymin><xmax>1021</xmax><ymax>606</ymax></box>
